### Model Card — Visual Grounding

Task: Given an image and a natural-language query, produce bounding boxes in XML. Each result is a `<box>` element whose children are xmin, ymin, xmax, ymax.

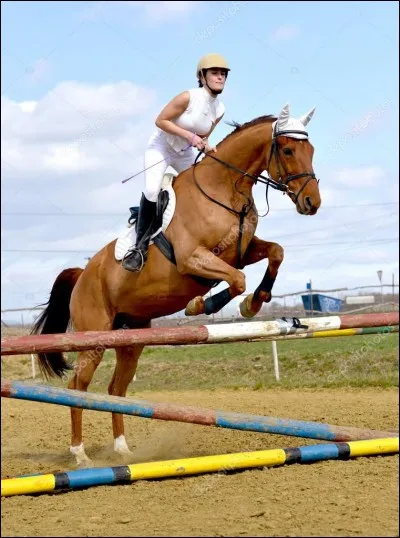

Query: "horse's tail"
<box><xmin>31</xmin><ymin>267</ymin><xmax>84</xmax><ymax>379</ymax></box>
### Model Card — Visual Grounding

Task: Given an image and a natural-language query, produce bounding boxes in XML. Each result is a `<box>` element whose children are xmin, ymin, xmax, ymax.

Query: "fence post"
<box><xmin>271</xmin><ymin>340</ymin><xmax>280</xmax><ymax>381</ymax></box>
<box><xmin>31</xmin><ymin>354</ymin><xmax>36</xmax><ymax>379</ymax></box>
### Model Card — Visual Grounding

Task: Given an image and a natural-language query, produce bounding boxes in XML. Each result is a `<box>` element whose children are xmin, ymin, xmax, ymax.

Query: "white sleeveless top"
<box><xmin>148</xmin><ymin>87</ymin><xmax>225</xmax><ymax>153</ymax></box>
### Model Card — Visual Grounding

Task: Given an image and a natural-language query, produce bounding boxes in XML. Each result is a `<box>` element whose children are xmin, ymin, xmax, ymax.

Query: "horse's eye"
<box><xmin>283</xmin><ymin>148</ymin><xmax>292</xmax><ymax>156</ymax></box>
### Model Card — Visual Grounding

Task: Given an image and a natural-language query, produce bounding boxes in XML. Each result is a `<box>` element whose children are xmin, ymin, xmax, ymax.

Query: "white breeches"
<box><xmin>143</xmin><ymin>140</ymin><xmax>196</xmax><ymax>202</ymax></box>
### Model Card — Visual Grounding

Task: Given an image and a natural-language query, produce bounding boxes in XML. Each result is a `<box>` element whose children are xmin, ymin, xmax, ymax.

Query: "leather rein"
<box><xmin>191</xmin><ymin>126</ymin><xmax>319</xmax><ymax>268</ymax></box>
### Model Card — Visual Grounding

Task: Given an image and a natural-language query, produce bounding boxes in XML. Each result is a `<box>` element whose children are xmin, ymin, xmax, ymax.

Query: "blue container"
<box><xmin>301</xmin><ymin>294</ymin><xmax>343</xmax><ymax>313</ymax></box>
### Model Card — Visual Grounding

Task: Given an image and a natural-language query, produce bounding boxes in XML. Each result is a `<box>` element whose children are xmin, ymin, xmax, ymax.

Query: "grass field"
<box><xmin>2</xmin><ymin>331</ymin><xmax>398</xmax><ymax>392</ymax></box>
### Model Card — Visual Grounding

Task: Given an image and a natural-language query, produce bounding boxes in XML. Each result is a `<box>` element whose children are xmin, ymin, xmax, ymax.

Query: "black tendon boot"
<box><xmin>122</xmin><ymin>194</ymin><xmax>157</xmax><ymax>272</ymax></box>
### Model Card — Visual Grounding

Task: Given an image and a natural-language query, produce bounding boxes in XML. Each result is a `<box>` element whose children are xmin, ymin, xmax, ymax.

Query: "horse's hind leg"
<box><xmin>68</xmin><ymin>347</ymin><xmax>105</xmax><ymax>466</ymax></box>
<box><xmin>108</xmin><ymin>344</ymin><xmax>145</xmax><ymax>458</ymax></box>
<box><xmin>67</xmin><ymin>297</ymin><xmax>112</xmax><ymax>466</ymax></box>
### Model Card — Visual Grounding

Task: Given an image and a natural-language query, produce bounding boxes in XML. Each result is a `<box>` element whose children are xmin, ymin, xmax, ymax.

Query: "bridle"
<box><xmin>191</xmin><ymin>124</ymin><xmax>320</xmax><ymax>267</ymax></box>
<box><xmin>265</xmin><ymin>123</ymin><xmax>319</xmax><ymax>205</ymax></box>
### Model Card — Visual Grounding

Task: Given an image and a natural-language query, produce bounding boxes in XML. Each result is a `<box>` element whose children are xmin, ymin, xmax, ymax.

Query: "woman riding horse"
<box><xmin>32</xmin><ymin>101</ymin><xmax>321</xmax><ymax>466</ymax></box>
<box><xmin>122</xmin><ymin>53</ymin><xmax>230</xmax><ymax>272</ymax></box>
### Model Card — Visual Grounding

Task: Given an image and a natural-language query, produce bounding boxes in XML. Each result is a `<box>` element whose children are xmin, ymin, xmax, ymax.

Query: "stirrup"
<box><xmin>122</xmin><ymin>247</ymin><xmax>145</xmax><ymax>272</ymax></box>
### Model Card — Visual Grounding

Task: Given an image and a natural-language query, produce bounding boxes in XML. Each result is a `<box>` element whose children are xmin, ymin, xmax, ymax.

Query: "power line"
<box><xmin>1</xmin><ymin>201</ymin><xmax>399</xmax><ymax>217</ymax></box>
<box><xmin>1</xmin><ymin>237</ymin><xmax>398</xmax><ymax>253</ymax></box>
<box><xmin>2</xmin><ymin>249</ymin><xmax>95</xmax><ymax>253</ymax></box>
<box><xmin>284</xmin><ymin>238</ymin><xmax>398</xmax><ymax>249</ymax></box>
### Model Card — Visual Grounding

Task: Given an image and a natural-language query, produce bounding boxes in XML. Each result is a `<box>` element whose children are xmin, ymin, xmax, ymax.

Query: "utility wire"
<box><xmin>2</xmin><ymin>237</ymin><xmax>398</xmax><ymax>253</ymax></box>
<box><xmin>1</xmin><ymin>201</ymin><xmax>398</xmax><ymax>217</ymax></box>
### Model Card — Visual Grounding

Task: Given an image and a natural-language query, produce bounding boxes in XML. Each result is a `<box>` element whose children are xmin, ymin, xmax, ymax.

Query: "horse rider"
<box><xmin>122</xmin><ymin>53</ymin><xmax>230</xmax><ymax>272</ymax></box>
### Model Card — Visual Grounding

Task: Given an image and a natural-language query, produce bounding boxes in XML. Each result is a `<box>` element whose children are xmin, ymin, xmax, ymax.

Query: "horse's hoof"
<box><xmin>185</xmin><ymin>296</ymin><xmax>205</xmax><ymax>316</ymax></box>
<box><xmin>114</xmin><ymin>435</ymin><xmax>133</xmax><ymax>458</ymax></box>
<box><xmin>239</xmin><ymin>294</ymin><xmax>257</xmax><ymax>318</ymax></box>
<box><xmin>70</xmin><ymin>443</ymin><xmax>92</xmax><ymax>467</ymax></box>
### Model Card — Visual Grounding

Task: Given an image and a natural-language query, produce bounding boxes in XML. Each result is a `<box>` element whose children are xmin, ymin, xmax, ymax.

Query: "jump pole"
<box><xmin>263</xmin><ymin>325</ymin><xmax>398</xmax><ymax>381</ymax></box>
<box><xmin>2</xmin><ymin>381</ymin><xmax>397</xmax><ymax>441</ymax></box>
<box><xmin>256</xmin><ymin>325</ymin><xmax>398</xmax><ymax>342</ymax></box>
<box><xmin>2</xmin><ymin>437</ymin><xmax>398</xmax><ymax>497</ymax></box>
<box><xmin>1</xmin><ymin>312</ymin><xmax>398</xmax><ymax>356</ymax></box>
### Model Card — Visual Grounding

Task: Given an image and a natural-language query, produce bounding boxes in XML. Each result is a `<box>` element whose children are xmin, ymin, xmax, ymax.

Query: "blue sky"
<box><xmin>1</xmin><ymin>0</ymin><xmax>399</xmax><ymax>322</ymax></box>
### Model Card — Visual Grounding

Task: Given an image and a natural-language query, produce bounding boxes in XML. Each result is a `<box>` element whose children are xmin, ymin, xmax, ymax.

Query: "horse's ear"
<box><xmin>277</xmin><ymin>103</ymin><xmax>290</xmax><ymax>129</ymax></box>
<box><xmin>299</xmin><ymin>107</ymin><xmax>316</xmax><ymax>126</ymax></box>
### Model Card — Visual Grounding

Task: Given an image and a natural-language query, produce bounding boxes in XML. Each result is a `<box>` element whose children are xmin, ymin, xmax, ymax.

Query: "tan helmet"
<box><xmin>196</xmin><ymin>53</ymin><xmax>230</xmax><ymax>78</ymax></box>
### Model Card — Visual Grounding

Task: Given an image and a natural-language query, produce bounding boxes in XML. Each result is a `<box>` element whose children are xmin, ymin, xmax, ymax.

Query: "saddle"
<box><xmin>127</xmin><ymin>189</ymin><xmax>220</xmax><ymax>288</ymax></box>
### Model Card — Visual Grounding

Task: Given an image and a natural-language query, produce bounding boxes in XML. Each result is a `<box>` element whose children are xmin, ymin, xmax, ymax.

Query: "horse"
<box><xmin>31</xmin><ymin>103</ymin><xmax>321</xmax><ymax>466</ymax></box>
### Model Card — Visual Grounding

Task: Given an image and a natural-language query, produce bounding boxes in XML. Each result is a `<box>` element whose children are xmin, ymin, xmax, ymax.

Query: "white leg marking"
<box><xmin>114</xmin><ymin>435</ymin><xmax>132</xmax><ymax>456</ymax></box>
<box><xmin>70</xmin><ymin>443</ymin><xmax>92</xmax><ymax>466</ymax></box>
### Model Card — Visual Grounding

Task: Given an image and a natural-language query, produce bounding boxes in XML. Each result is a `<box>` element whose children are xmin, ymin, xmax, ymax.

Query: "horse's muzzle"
<box><xmin>297</xmin><ymin>195</ymin><xmax>321</xmax><ymax>215</ymax></box>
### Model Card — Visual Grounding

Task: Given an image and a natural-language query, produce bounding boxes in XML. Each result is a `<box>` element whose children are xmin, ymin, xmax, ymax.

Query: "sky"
<box><xmin>1</xmin><ymin>0</ymin><xmax>399</xmax><ymax>323</ymax></box>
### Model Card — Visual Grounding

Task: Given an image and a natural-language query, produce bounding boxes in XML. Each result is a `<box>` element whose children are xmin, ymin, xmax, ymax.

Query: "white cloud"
<box><xmin>1</xmin><ymin>81</ymin><xmax>157</xmax><ymax>180</ymax></box>
<box><xmin>29</xmin><ymin>229</ymin><xmax>122</xmax><ymax>253</ymax></box>
<box><xmin>1</xmin><ymin>258</ymin><xmax>71</xmax><ymax>305</ymax></box>
<box><xmin>335</xmin><ymin>165</ymin><xmax>386</xmax><ymax>188</ymax></box>
<box><xmin>271</xmin><ymin>24</ymin><xmax>298</xmax><ymax>41</ymax></box>
<box><xmin>18</xmin><ymin>101</ymin><xmax>38</xmax><ymax>113</ymax></box>
<box><xmin>89</xmin><ymin>177</ymin><xmax>143</xmax><ymax>212</ymax></box>
<box><xmin>2</xmin><ymin>258</ymin><xmax>67</xmax><ymax>287</ymax></box>
<box><xmin>342</xmin><ymin>246</ymin><xmax>397</xmax><ymax>265</ymax></box>
<box><xmin>80</xmin><ymin>1</ymin><xmax>202</xmax><ymax>24</ymax></box>
<box><xmin>2</xmin><ymin>81</ymin><xmax>156</xmax><ymax>144</ymax></box>
<box><xmin>43</xmin><ymin>145</ymin><xmax>102</xmax><ymax>173</ymax></box>
<box><xmin>141</xmin><ymin>1</ymin><xmax>202</xmax><ymax>22</ymax></box>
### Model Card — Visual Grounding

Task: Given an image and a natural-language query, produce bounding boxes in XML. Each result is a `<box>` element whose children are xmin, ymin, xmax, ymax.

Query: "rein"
<box><xmin>191</xmin><ymin>127</ymin><xmax>319</xmax><ymax>268</ymax></box>
<box><xmin>192</xmin><ymin>151</ymin><xmax>254</xmax><ymax>269</ymax></box>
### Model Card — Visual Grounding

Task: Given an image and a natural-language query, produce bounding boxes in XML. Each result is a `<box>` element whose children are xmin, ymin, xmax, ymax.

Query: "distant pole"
<box><xmin>310</xmin><ymin>279</ymin><xmax>314</xmax><ymax>317</ymax></box>
<box><xmin>377</xmin><ymin>270</ymin><xmax>383</xmax><ymax>304</ymax></box>
<box><xmin>392</xmin><ymin>273</ymin><xmax>395</xmax><ymax>311</ymax></box>
<box><xmin>31</xmin><ymin>354</ymin><xmax>36</xmax><ymax>379</ymax></box>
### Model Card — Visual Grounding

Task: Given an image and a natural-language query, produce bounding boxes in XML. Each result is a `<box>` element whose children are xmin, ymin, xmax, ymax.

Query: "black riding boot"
<box><xmin>122</xmin><ymin>194</ymin><xmax>157</xmax><ymax>272</ymax></box>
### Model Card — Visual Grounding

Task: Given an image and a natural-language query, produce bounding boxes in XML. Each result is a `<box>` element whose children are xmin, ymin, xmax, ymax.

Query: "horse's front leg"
<box><xmin>239</xmin><ymin>237</ymin><xmax>284</xmax><ymax>318</ymax></box>
<box><xmin>178</xmin><ymin>246</ymin><xmax>246</xmax><ymax>316</ymax></box>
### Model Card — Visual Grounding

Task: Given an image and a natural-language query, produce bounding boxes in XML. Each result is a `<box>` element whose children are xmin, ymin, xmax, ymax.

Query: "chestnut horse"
<box><xmin>31</xmin><ymin>103</ymin><xmax>321</xmax><ymax>465</ymax></box>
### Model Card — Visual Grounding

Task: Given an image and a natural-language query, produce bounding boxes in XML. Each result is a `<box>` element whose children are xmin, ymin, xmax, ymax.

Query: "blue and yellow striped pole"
<box><xmin>259</xmin><ymin>325</ymin><xmax>399</xmax><ymax>341</ymax></box>
<box><xmin>311</xmin><ymin>326</ymin><xmax>399</xmax><ymax>338</ymax></box>
<box><xmin>2</xmin><ymin>437</ymin><xmax>398</xmax><ymax>497</ymax></box>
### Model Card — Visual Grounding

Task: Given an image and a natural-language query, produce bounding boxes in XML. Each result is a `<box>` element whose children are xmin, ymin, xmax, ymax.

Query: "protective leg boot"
<box><xmin>122</xmin><ymin>194</ymin><xmax>157</xmax><ymax>272</ymax></box>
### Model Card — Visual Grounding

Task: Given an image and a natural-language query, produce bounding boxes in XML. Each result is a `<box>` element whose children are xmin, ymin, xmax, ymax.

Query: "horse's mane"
<box><xmin>219</xmin><ymin>114</ymin><xmax>277</xmax><ymax>144</ymax></box>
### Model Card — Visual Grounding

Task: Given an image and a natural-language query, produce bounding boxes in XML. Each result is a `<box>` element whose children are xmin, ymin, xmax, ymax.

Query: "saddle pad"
<box><xmin>114</xmin><ymin>184</ymin><xmax>176</xmax><ymax>261</ymax></box>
